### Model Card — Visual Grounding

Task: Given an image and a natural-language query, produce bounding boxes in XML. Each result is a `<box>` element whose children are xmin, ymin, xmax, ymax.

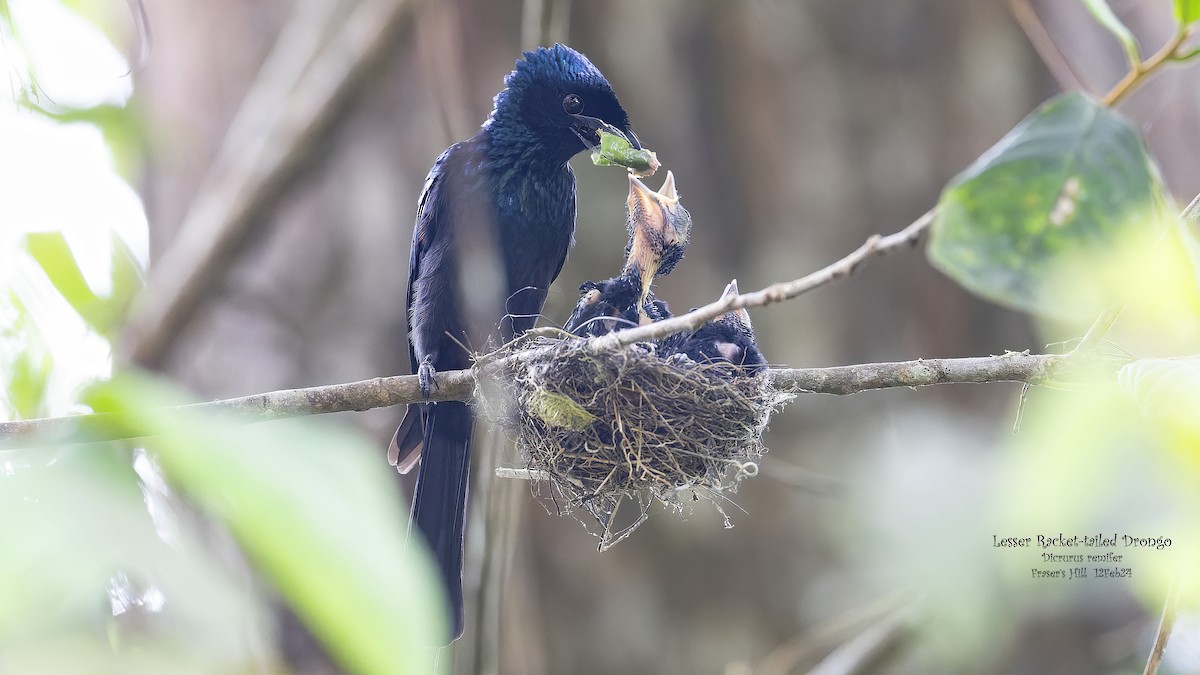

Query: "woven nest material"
<box><xmin>477</xmin><ymin>337</ymin><xmax>792</xmax><ymax>550</ymax></box>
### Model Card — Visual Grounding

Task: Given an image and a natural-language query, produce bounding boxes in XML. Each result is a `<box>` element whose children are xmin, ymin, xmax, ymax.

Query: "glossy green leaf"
<box><xmin>1175</xmin><ymin>0</ymin><xmax>1200</xmax><ymax>26</ymax></box>
<box><xmin>87</xmin><ymin>374</ymin><xmax>448</xmax><ymax>674</ymax></box>
<box><xmin>928</xmin><ymin>93</ymin><xmax>1171</xmax><ymax>318</ymax></box>
<box><xmin>1082</xmin><ymin>0</ymin><xmax>1141</xmax><ymax>66</ymax></box>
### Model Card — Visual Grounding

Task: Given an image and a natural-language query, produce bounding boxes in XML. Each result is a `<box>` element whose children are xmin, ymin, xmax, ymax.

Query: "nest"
<box><xmin>477</xmin><ymin>336</ymin><xmax>792</xmax><ymax>549</ymax></box>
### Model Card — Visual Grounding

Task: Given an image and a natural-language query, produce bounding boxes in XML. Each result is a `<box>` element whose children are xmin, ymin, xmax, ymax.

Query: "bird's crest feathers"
<box><xmin>505</xmin><ymin>44</ymin><xmax>608</xmax><ymax>92</ymax></box>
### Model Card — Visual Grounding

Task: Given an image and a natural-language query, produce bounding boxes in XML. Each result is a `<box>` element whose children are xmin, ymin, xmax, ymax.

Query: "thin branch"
<box><xmin>120</xmin><ymin>0</ymin><xmax>415</xmax><ymax>368</ymax></box>
<box><xmin>592</xmin><ymin>208</ymin><xmax>935</xmax><ymax>350</ymax></box>
<box><xmin>808</xmin><ymin>605</ymin><xmax>911</xmax><ymax>675</ymax></box>
<box><xmin>1006</xmin><ymin>0</ymin><xmax>1091</xmax><ymax>93</ymax></box>
<box><xmin>1074</xmin><ymin>305</ymin><xmax>1124</xmax><ymax>354</ymax></box>
<box><xmin>0</xmin><ymin>350</ymin><xmax>1102</xmax><ymax>449</ymax></box>
<box><xmin>1103</xmin><ymin>25</ymin><xmax>1196</xmax><ymax>107</ymax></box>
<box><xmin>1143</xmin><ymin>576</ymin><xmax>1182</xmax><ymax>675</ymax></box>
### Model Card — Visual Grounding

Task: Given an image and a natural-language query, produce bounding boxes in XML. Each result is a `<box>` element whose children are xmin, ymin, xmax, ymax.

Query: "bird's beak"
<box><xmin>658</xmin><ymin>171</ymin><xmax>678</xmax><ymax>203</ymax></box>
<box><xmin>718</xmin><ymin>279</ymin><xmax>753</xmax><ymax>330</ymax></box>
<box><xmin>635</xmin><ymin>171</ymin><xmax>687</xmax><ymax>243</ymax></box>
<box><xmin>571</xmin><ymin>115</ymin><xmax>641</xmax><ymax>150</ymax></box>
<box><xmin>621</xmin><ymin>126</ymin><xmax>643</xmax><ymax>150</ymax></box>
<box><xmin>627</xmin><ymin>174</ymin><xmax>660</xmax><ymax>233</ymax></box>
<box><xmin>625</xmin><ymin>175</ymin><xmax>665</xmax><ymax>311</ymax></box>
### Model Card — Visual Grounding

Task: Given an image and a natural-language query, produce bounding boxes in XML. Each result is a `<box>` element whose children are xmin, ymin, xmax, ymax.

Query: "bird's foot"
<box><xmin>418</xmin><ymin>356</ymin><xmax>437</xmax><ymax>401</ymax></box>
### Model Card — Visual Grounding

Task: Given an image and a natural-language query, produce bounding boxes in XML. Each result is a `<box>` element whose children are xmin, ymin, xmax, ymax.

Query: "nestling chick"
<box><xmin>661</xmin><ymin>280</ymin><xmax>767</xmax><ymax>375</ymax></box>
<box><xmin>564</xmin><ymin>171</ymin><xmax>688</xmax><ymax>335</ymax></box>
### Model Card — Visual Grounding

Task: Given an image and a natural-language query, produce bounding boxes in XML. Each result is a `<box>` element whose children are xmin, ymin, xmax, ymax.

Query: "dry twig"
<box><xmin>592</xmin><ymin>208</ymin><xmax>934</xmax><ymax>350</ymax></box>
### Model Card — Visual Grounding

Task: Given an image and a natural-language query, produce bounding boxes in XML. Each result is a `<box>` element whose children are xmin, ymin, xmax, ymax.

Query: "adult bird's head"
<box><xmin>486</xmin><ymin>44</ymin><xmax>639</xmax><ymax>164</ymax></box>
<box><xmin>623</xmin><ymin>171</ymin><xmax>691</xmax><ymax>317</ymax></box>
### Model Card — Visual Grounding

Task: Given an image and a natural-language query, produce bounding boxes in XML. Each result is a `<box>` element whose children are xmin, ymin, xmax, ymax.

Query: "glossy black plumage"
<box><xmin>387</xmin><ymin>44</ymin><xmax>638</xmax><ymax>640</ymax></box>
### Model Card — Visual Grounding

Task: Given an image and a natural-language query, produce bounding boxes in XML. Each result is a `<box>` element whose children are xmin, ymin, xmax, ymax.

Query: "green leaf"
<box><xmin>106</xmin><ymin>231</ymin><xmax>144</xmax><ymax>334</ymax></box>
<box><xmin>21</xmin><ymin>231</ymin><xmax>143</xmax><ymax>339</ymax></box>
<box><xmin>1082</xmin><ymin>0</ymin><xmax>1141</xmax><ymax>66</ymax></box>
<box><xmin>30</xmin><ymin>103</ymin><xmax>144</xmax><ymax>180</ymax></box>
<box><xmin>1117</xmin><ymin>356</ymin><xmax>1200</xmax><ymax>423</ymax></box>
<box><xmin>1174</xmin><ymin>0</ymin><xmax>1200</xmax><ymax>26</ymax></box>
<box><xmin>591</xmin><ymin>128</ymin><xmax>660</xmax><ymax>176</ymax></box>
<box><xmin>87</xmin><ymin>374</ymin><xmax>449</xmax><ymax>674</ymax></box>
<box><xmin>928</xmin><ymin>92</ymin><xmax>1172</xmax><ymax>318</ymax></box>
<box><xmin>0</xmin><ymin>447</ymin><xmax>268</xmax><ymax>672</ymax></box>
<box><xmin>22</xmin><ymin>232</ymin><xmax>104</xmax><ymax>328</ymax></box>
<box><xmin>1171</xmin><ymin>46</ymin><xmax>1200</xmax><ymax>62</ymax></box>
<box><xmin>6</xmin><ymin>342</ymin><xmax>52</xmax><ymax>420</ymax></box>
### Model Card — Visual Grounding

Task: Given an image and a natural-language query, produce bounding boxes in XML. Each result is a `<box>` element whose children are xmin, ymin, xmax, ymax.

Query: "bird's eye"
<box><xmin>562</xmin><ymin>94</ymin><xmax>584</xmax><ymax>115</ymax></box>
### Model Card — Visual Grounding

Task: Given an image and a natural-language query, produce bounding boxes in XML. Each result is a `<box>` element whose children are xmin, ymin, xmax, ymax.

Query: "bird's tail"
<box><xmin>410</xmin><ymin>400</ymin><xmax>473</xmax><ymax>641</ymax></box>
<box><xmin>388</xmin><ymin>405</ymin><xmax>424</xmax><ymax>474</ymax></box>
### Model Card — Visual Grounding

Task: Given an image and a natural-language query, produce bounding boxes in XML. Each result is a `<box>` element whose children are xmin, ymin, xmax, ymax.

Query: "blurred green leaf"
<box><xmin>108</xmin><ymin>231</ymin><xmax>144</xmax><ymax>330</ymax></box>
<box><xmin>1179</xmin><ymin>195</ymin><xmax>1200</xmax><ymax>291</ymax></box>
<box><xmin>22</xmin><ymin>231</ymin><xmax>104</xmax><ymax>325</ymax></box>
<box><xmin>1174</xmin><ymin>0</ymin><xmax>1200</xmax><ymax>26</ymax></box>
<box><xmin>928</xmin><ymin>93</ymin><xmax>1171</xmax><ymax>319</ymax></box>
<box><xmin>30</xmin><ymin>103</ymin><xmax>144</xmax><ymax>180</ymax></box>
<box><xmin>87</xmin><ymin>373</ymin><xmax>448</xmax><ymax>674</ymax></box>
<box><xmin>1081</xmin><ymin>0</ymin><xmax>1141</xmax><ymax>66</ymax></box>
<box><xmin>7</xmin><ymin>337</ymin><xmax>52</xmax><ymax>419</ymax></box>
<box><xmin>1171</xmin><ymin>46</ymin><xmax>1200</xmax><ymax>62</ymax></box>
<box><xmin>0</xmin><ymin>447</ymin><xmax>266</xmax><ymax>673</ymax></box>
<box><xmin>1117</xmin><ymin>356</ymin><xmax>1200</xmax><ymax>425</ymax></box>
<box><xmin>2</xmin><ymin>293</ymin><xmax>50</xmax><ymax>420</ymax></box>
<box><xmin>21</xmin><ymin>231</ymin><xmax>142</xmax><ymax>339</ymax></box>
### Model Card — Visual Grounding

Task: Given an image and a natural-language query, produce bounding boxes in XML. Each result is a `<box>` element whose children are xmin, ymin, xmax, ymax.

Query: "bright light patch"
<box><xmin>3</xmin><ymin>0</ymin><xmax>132</xmax><ymax>108</ymax></box>
<box><xmin>0</xmin><ymin>1</ymin><xmax>147</xmax><ymax>420</ymax></box>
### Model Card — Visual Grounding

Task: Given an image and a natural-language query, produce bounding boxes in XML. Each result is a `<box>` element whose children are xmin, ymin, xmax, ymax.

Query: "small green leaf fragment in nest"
<box><xmin>527</xmin><ymin>391</ymin><xmax>597</xmax><ymax>431</ymax></box>
<box><xmin>591</xmin><ymin>129</ymin><xmax>660</xmax><ymax>177</ymax></box>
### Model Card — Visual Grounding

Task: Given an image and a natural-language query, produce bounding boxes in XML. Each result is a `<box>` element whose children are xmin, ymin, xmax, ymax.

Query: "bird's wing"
<box><xmin>393</xmin><ymin>145</ymin><xmax>458</xmax><ymax>471</ymax></box>
<box><xmin>405</xmin><ymin>147</ymin><xmax>454</xmax><ymax>375</ymax></box>
<box><xmin>546</xmin><ymin>169</ymin><xmax>577</xmax><ymax>285</ymax></box>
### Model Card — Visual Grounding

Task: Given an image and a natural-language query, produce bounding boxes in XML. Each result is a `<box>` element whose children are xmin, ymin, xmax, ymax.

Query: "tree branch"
<box><xmin>592</xmin><ymin>208</ymin><xmax>935</xmax><ymax>350</ymax></box>
<box><xmin>0</xmin><ymin>350</ymin><xmax>1103</xmax><ymax>449</ymax></box>
<box><xmin>1102</xmin><ymin>24</ymin><xmax>1196</xmax><ymax>107</ymax></box>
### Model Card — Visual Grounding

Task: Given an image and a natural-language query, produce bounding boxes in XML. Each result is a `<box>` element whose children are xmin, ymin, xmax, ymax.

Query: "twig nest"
<box><xmin>477</xmin><ymin>336</ymin><xmax>792</xmax><ymax>549</ymax></box>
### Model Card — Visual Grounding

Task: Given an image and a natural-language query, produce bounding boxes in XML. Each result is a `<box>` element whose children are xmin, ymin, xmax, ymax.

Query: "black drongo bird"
<box><xmin>662</xmin><ymin>281</ymin><xmax>767</xmax><ymax>374</ymax></box>
<box><xmin>385</xmin><ymin>44</ymin><xmax>639</xmax><ymax>640</ymax></box>
<box><xmin>564</xmin><ymin>172</ymin><xmax>690</xmax><ymax>336</ymax></box>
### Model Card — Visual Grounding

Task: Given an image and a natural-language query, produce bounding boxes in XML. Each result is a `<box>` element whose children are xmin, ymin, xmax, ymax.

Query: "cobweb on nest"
<box><xmin>476</xmin><ymin>336</ymin><xmax>793</xmax><ymax>550</ymax></box>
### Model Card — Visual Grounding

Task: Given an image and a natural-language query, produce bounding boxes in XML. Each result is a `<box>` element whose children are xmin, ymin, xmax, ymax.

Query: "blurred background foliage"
<box><xmin>1</xmin><ymin>1</ymin><xmax>444</xmax><ymax>673</ymax></box>
<box><xmin>4</xmin><ymin>0</ymin><xmax>1200</xmax><ymax>673</ymax></box>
